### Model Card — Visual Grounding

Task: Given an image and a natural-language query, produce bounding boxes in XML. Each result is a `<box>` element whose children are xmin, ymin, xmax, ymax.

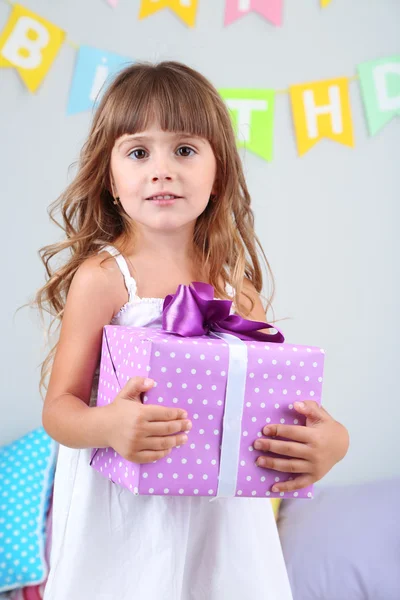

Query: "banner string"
<box><xmin>275</xmin><ymin>73</ymin><xmax>359</xmax><ymax>95</ymax></box>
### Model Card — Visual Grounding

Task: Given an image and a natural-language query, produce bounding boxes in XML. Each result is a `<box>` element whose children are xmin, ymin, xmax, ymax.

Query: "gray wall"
<box><xmin>1</xmin><ymin>0</ymin><xmax>398</xmax><ymax>486</ymax></box>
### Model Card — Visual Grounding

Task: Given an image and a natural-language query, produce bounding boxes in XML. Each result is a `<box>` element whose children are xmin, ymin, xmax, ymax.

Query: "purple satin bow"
<box><xmin>162</xmin><ymin>282</ymin><xmax>284</xmax><ymax>343</ymax></box>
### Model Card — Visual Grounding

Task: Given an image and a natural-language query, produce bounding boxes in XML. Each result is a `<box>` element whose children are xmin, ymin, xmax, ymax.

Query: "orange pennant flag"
<box><xmin>0</xmin><ymin>3</ymin><xmax>65</xmax><ymax>92</ymax></box>
<box><xmin>139</xmin><ymin>0</ymin><xmax>198</xmax><ymax>27</ymax></box>
<box><xmin>289</xmin><ymin>77</ymin><xmax>354</xmax><ymax>156</ymax></box>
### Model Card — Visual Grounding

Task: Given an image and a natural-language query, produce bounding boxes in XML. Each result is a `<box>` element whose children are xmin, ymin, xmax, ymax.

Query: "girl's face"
<box><xmin>110</xmin><ymin>121</ymin><xmax>217</xmax><ymax>233</ymax></box>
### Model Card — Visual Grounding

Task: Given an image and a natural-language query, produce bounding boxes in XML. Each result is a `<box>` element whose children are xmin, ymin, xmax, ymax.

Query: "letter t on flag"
<box><xmin>224</xmin><ymin>0</ymin><xmax>283</xmax><ymax>27</ymax></box>
<box><xmin>219</xmin><ymin>88</ymin><xmax>275</xmax><ymax>161</ymax></box>
<box><xmin>0</xmin><ymin>3</ymin><xmax>65</xmax><ymax>92</ymax></box>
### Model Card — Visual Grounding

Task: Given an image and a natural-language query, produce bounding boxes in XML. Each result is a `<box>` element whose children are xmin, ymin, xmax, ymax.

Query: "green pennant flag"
<box><xmin>219</xmin><ymin>88</ymin><xmax>275</xmax><ymax>162</ymax></box>
<box><xmin>358</xmin><ymin>55</ymin><xmax>400</xmax><ymax>136</ymax></box>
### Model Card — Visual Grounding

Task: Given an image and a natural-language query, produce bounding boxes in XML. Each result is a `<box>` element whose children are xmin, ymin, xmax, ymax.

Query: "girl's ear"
<box><xmin>109</xmin><ymin>173</ymin><xmax>118</xmax><ymax>198</ymax></box>
<box><xmin>211</xmin><ymin>177</ymin><xmax>219</xmax><ymax>197</ymax></box>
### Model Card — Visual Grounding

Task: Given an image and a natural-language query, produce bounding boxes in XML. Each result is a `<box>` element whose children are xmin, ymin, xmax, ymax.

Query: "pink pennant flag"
<box><xmin>224</xmin><ymin>0</ymin><xmax>283</xmax><ymax>27</ymax></box>
<box><xmin>106</xmin><ymin>0</ymin><xmax>118</xmax><ymax>7</ymax></box>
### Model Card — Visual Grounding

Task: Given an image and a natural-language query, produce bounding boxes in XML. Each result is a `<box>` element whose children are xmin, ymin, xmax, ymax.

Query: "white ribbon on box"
<box><xmin>210</xmin><ymin>333</ymin><xmax>248</xmax><ymax>499</ymax></box>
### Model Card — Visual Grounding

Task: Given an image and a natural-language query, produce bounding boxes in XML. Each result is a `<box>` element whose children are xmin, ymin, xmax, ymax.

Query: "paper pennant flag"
<box><xmin>106</xmin><ymin>0</ymin><xmax>119</xmax><ymax>7</ymax></box>
<box><xmin>67</xmin><ymin>46</ymin><xmax>133</xmax><ymax>115</ymax></box>
<box><xmin>0</xmin><ymin>3</ymin><xmax>65</xmax><ymax>93</ymax></box>
<box><xmin>139</xmin><ymin>0</ymin><xmax>198</xmax><ymax>27</ymax></box>
<box><xmin>320</xmin><ymin>0</ymin><xmax>332</xmax><ymax>7</ymax></box>
<box><xmin>358</xmin><ymin>55</ymin><xmax>400</xmax><ymax>136</ymax></box>
<box><xmin>289</xmin><ymin>77</ymin><xmax>354</xmax><ymax>156</ymax></box>
<box><xmin>219</xmin><ymin>88</ymin><xmax>275</xmax><ymax>161</ymax></box>
<box><xmin>224</xmin><ymin>0</ymin><xmax>283</xmax><ymax>27</ymax></box>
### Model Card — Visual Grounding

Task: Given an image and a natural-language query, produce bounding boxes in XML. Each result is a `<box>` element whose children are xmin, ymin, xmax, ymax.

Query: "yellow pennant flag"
<box><xmin>139</xmin><ymin>0</ymin><xmax>198</xmax><ymax>28</ymax></box>
<box><xmin>321</xmin><ymin>0</ymin><xmax>332</xmax><ymax>6</ymax></box>
<box><xmin>289</xmin><ymin>77</ymin><xmax>354</xmax><ymax>156</ymax></box>
<box><xmin>0</xmin><ymin>4</ymin><xmax>65</xmax><ymax>93</ymax></box>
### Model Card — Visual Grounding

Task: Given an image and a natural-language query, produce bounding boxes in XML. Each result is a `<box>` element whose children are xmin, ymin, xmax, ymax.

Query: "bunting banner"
<box><xmin>289</xmin><ymin>77</ymin><xmax>354</xmax><ymax>156</ymax></box>
<box><xmin>224</xmin><ymin>0</ymin><xmax>283</xmax><ymax>27</ymax></box>
<box><xmin>357</xmin><ymin>56</ymin><xmax>400</xmax><ymax>136</ymax></box>
<box><xmin>106</xmin><ymin>0</ymin><xmax>119</xmax><ymax>7</ymax></box>
<box><xmin>0</xmin><ymin>3</ymin><xmax>65</xmax><ymax>92</ymax></box>
<box><xmin>1</xmin><ymin>0</ymin><xmax>399</xmax><ymax>162</ymax></box>
<box><xmin>320</xmin><ymin>0</ymin><xmax>332</xmax><ymax>7</ymax></box>
<box><xmin>219</xmin><ymin>88</ymin><xmax>275</xmax><ymax>161</ymax></box>
<box><xmin>139</xmin><ymin>0</ymin><xmax>198</xmax><ymax>28</ymax></box>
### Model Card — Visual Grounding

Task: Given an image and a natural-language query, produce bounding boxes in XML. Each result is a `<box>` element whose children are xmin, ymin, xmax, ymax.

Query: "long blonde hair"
<box><xmin>35</xmin><ymin>61</ymin><xmax>276</xmax><ymax>393</ymax></box>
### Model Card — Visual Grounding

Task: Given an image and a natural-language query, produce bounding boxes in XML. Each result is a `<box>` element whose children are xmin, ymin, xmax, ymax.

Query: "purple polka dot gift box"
<box><xmin>90</xmin><ymin>283</ymin><xmax>325</xmax><ymax>500</ymax></box>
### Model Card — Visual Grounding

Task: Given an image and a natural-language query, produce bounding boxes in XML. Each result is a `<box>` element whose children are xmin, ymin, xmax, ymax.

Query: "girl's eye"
<box><xmin>176</xmin><ymin>146</ymin><xmax>195</xmax><ymax>157</ymax></box>
<box><xmin>128</xmin><ymin>148</ymin><xmax>148</xmax><ymax>160</ymax></box>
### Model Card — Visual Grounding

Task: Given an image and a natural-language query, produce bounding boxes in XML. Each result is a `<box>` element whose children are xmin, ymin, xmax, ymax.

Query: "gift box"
<box><xmin>90</xmin><ymin>283</ymin><xmax>325</xmax><ymax>499</ymax></box>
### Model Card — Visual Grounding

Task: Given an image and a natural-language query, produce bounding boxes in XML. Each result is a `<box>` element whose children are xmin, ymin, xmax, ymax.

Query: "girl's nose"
<box><xmin>151</xmin><ymin>173</ymin><xmax>172</xmax><ymax>182</ymax></box>
<box><xmin>151</xmin><ymin>154</ymin><xmax>174</xmax><ymax>182</ymax></box>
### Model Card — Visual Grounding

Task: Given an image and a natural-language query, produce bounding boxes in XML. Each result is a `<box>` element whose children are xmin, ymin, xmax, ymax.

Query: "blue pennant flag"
<box><xmin>67</xmin><ymin>45</ymin><xmax>133</xmax><ymax>115</ymax></box>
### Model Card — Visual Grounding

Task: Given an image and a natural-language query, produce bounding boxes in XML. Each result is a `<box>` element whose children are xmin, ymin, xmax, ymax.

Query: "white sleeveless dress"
<box><xmin>43</xmin><ymin>246</ymin><xmax>293</xmax><ymax>600</ymax></box>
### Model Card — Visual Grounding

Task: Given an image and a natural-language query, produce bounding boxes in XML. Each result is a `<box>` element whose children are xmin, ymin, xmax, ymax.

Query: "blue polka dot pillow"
<box><xmin>0</xmin><ymin>427</ymin><xmax>57</xmax><ymax>593</ymax></box>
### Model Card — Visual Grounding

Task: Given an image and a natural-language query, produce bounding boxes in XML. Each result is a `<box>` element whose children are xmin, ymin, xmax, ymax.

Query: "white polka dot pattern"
<box><xmin>90</xmin><ymin>327</ymin><xmax>325</xmax><ymax>499</ymax></box>
<box><xmin>0</xmin><ymin>427</ymin><xmax>57</xmax><ymax>591</ymax></box>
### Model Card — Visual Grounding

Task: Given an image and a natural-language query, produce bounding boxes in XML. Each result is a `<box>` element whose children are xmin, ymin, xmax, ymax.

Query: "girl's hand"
<box><xmin>105</xmin><ymin>377</ymin><xmax>191</xmax><ymax>464</ymax></box>
<box><xmin>253</xmin><ymin>401</ymin><xmax>349</xmax><ymax>493</ymax></box>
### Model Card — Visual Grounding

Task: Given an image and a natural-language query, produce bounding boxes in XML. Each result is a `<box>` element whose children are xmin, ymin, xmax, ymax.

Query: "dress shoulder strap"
<box><xmin>225</xmin><ymin>282</ymin><xmax>235</xmax><ymax>298</ymax></box>
<box><xmin>101</xmin><ymin>245</ymin><xmax>137</xmax><ymax>302</ymax></box>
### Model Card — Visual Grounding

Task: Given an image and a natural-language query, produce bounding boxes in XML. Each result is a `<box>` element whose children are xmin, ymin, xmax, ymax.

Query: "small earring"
<box><xmin>113</xmin><ymin>196</ymin><xmax>120</xmax><ymax>205</ymax></box>
<box><xmin>210</xmin><ymin>194</ymin><xmax>217</xmax><ymax>203</ymax></box>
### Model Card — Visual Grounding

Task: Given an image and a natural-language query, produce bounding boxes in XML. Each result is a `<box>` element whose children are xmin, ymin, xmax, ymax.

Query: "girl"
<box><xmin>37</xmin><ymin>61</ymin><xmax>349</xmax><ymax>600</ymax></box>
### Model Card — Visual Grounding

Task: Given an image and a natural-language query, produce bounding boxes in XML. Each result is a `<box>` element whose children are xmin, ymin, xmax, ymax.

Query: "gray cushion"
<box><xmin>278</xmin><ymin>478</ymin><xmax>400</xmax><ymax>600</ymax></box>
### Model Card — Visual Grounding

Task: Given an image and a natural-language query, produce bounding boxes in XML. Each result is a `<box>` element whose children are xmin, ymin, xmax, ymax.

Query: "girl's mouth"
<box><xmin>146</xmin><ymin>194</ymin><xmax>181</xmax><ymax>206</ymax></box>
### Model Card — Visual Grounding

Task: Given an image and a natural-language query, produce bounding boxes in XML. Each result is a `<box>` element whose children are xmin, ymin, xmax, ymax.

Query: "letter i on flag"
<box><xmin>0</xmin><ymin>3</ymin><xmax>65</xmax><ymax>92</ymax></box>
<box><xmin>67</xmin><ymin>46</ymin><xmax>133</xmax><ymax>115</ymax></box>
<box><xmin>289</xmin><ymin>77</ymin><xmax>354</xmax><ymax>156</ymax></box>
<box><xmin>139</xmin><ymin>0</ymin><xmax>198</xmax><ymax>27</ymax></box>
<box><xmin>224</xmin><ymin>0</ymin><xmax>283</xmax><ymax>27</ymax></box>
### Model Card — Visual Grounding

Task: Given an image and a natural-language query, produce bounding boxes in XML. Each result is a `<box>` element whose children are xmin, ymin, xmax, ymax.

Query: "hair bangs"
<box><xmin>106</xmin><ymin>65</ymin><xmax>217</xmax><ymax>145</ymax></box>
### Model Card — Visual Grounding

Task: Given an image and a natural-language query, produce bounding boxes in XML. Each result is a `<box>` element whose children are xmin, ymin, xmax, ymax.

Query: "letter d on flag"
<box><xmin>0</xmin><ymin>4</ymin><xmax>65</xmax><ymax>92</ymax></box>
<box><xmin>358</xmin><ymin>55</ymin><xmax>400</xmax><ymax>135</ymax></box>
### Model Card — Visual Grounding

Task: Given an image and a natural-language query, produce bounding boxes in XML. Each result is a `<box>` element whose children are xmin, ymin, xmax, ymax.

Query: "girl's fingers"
<box><xmin>262</xmin><ymin>423</ymin><xmax>314</xmax><ymax>443</ymax></box>
<box><xmin>135</xmin><ymin>449</ymin><xmax>173</xmax><ymax>463</ymax></box>
<box><xmin>293</xmin><ymin>400</ymin><xmax>326</xmax><ymax>423</ymax></box>
<box><xmin>271</xmin><ymin>474</ymin><xmax>314</xmax><ymax>493</ymax></box>
<box><xmin>256</xmin><ymin>455</ymin><xmax>311</xmax><ymax>474</ymax></box>
<box><xmin>146</xmin><ymin>419</ymin><xmax>192</xmax><ymax>437</ymax></box>
<box><xmin>143</xmin><ymin>404</ymin><xmax>188</xmax><ymax>422</ymax></box>
<box><xmin>254</xmin><ymin>438</ymin><xmax>312</xmax><ymax>460</ymax></box>
<box><xmin>141</xmin><ymin>433</ymin><xmax>189</xmax><ymax>452</ymax></box>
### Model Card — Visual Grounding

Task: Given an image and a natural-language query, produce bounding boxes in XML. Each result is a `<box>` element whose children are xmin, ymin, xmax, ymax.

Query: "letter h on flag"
<box><xmin>289</xmin><ymin>77</ymin><xmax>354</xmax><ymax>156</ymax></box>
